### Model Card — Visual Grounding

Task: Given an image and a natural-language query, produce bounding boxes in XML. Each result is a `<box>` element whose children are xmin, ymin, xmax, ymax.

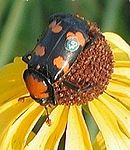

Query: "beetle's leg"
<box><xmin>45</xmin><ymin>106</ymin><xmax>51</xmax><ymax>126</ymax></box>
<box><xmin>63</xmin><ymin>80</ymin><xmax>80</xmax><ymax>92</ymax></box>
<box><xmin>79</xmin><ymin>83</ymin><xmax>95</xmax><ymax>92</ymax></box>
<box><xmin>18</xmin><ymin>95</ymin><xmax>30</xmax><ymax>103</ymax></box>
<box><xmin>63</xmin><ymin>79</ymin><xmax>95</xmax><ymax>92</ymax></box>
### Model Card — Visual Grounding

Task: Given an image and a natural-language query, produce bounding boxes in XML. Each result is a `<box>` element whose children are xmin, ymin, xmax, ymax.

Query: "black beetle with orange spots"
<box><xmin>22</xmin><ymin>13</ymin><xmax>97</xmax><ymax>109</ymax></box>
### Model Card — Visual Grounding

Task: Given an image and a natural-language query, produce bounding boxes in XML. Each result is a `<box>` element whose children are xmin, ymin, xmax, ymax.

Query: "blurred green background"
<box><xmin>0</xmin><ymin>0</ymin><xmax>130</xmax><ymax>67</ymax></box>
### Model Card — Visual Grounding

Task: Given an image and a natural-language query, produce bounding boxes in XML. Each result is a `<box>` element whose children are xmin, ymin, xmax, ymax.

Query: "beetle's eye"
<box><xmin>65</xmin><ymin>37</ymin><xmax>80</xmax><ymax>52</ymax></box>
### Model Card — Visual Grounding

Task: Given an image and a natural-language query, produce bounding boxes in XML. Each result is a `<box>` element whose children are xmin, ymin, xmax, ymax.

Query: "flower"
<box><xmin>0</xmin><ymin>32</ymin><xmax>130</xmax><ymax>150</ymax></box>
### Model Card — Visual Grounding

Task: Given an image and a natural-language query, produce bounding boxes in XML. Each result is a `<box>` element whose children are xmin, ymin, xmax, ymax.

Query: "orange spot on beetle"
<box><xmin>25</xmin><ymin>74</ymin><xmax>49</xmax><ymax>99</ymax></box>
<box><xmin>49</xmin><ymin>20</ymin><xmax>57</xmax><ymax>28</ymax></box>
<box><xmin>49</xmin><ymin>21</ymin><xmax>63</xmax><ymax>33</ymax></box>
<box><xmin>53</xmin><ymin>56</ymin><xmax>64</xmax><ymax>69</ymax></box>
<box><xmin>66</xmin><ymin>32</ymin><xmax>75</xmax><ymax>38</ymax></box>
<box><xmin>76</xmin><ymin>32</ymin><xmax>86</xmax><ymax>46</ymax></box>
<box><xmin>35</xmin><ymin>45</ymin><xmax>45</xmax><ymax>56</ymax></box>
<box><xmin>53</xmin><ymin>56</ymin><xmax>69</xmax><ymax>73</ymax></box>
<box><xmin>66</xmin><ymin>31</ymin><xmax>86</xmax><ymax>47</ymax></box>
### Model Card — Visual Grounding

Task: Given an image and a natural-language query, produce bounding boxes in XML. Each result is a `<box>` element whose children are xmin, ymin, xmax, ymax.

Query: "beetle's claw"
<box><xmin>45</xmin><ymin>106</ymin><xmax>52</xmax><ymax>126</ymax></box>
<box><xmin>46</xmin><ymin>116</ymin><xmax>51</xmax><ymax>126</ymax></box>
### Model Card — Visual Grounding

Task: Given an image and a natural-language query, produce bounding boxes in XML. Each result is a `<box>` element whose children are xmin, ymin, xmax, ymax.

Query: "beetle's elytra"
<box><xmin>22</xmin><ymin>13</ymin><xmax>96</xmax><ymax>106</ymax></box>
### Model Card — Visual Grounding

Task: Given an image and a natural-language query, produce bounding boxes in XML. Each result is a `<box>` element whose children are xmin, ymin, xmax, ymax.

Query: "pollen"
<box><xmin>54</xmin><ymin>21</ymin><xmax>114</xmax><ymax>105</ymax></box>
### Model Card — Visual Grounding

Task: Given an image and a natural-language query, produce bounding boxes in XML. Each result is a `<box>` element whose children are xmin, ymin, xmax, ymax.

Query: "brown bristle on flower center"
<box><xmin>54</xmin><ymin>21</ymin><xmax>114</xmax><ymax>105</ymax></box>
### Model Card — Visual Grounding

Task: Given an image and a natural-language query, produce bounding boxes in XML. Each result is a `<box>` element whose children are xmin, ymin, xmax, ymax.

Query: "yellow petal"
<box><xmin>112</xmin><ymin>60</ymin><xmax>130</xmax><ymax>82</ymax></box>
<box><xmin>107</xmin><ymin>59</ymin><xmax>130</xmax><ymax>109</ymax></box>
<box><xmin>112</xmin><ymin>48</ymin><xmax>130</xmax><ymax>61</ymax></box>
<box><xmin>103</xmin><ymin>32</ymin><xmax>130</xmax><ymax>60</ymax></box>
<box><xmin>99</xmin><ymin>93</ymin><xmax>130</xmax><ymax>137</ymax></box>
<box><xmin>0</xmin><ymin>103</ymin><xmax>44</xmax><ymax>150</ymax></box>
<box><xmin>0</xmin><ymin>57</ymin><xmax>26</xmax><ymax>77</ymax></box>
<box><xmin>107</xmin><ymin>80</ymin><xmax>130</xmax><ymax>98</ymax></box>
<box><xmin>25</xmin><ymin>105</ymin><xmax>68</xmax><ymax>150</ymax></box>
<box><xmin>0</xmin><ymin>57</ymin><xmax>27</xmax><ymax>105</ymax></box>
<box><xmin>93</xmin><ymin>132</ymin><xmax>106</xmax><ymax>150</ymax></box>
<box><xmin>65</xmin><ymin>106</ymin><xmax>93</xmax><ymax>150</ymax></box>
<box><xmin>107</xmin><ymin>80</ymin><xmax>130</xmax><ymax>109</ymax></box>
<box><xmin>114</xmin><ymin>63</ymin><xmax>130</xmax><ymax>79</ymax></box>
<box><xmin>106</xmin><ymin>90</ymin><xmax>130</xmax><ymax>110</ymax></box>
<box><xmin>112</xmin><ymin>74</ymin><xmax>130</xmax><ymax>85</ymax></box>
<box><xmin>89</xmin><ymin>100</ymin><xmax>130</xmax><ymax>150</ymax></box>
<box><xmin>114</xmin><ymin>61</ymin><xmax>130</xmax><ymax>68</ymax></box>
<box><xmin>0</xmin><ymin>98</ymin><xmax>33</xmax><ymax>146</ymax></box>
<box><xmin>27</xmin><ymin>131</ymin><xmax>36</xmax><ymax>144</ymax></box>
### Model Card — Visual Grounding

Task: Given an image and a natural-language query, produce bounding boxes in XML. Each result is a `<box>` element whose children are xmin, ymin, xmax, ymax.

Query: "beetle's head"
<box><xmin>23</xmin><ymin>68</ymin><xmax>55</xmax><ymax>105</ymax></box>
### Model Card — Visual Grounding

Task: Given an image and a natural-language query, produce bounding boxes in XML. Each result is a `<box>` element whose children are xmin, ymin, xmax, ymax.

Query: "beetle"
<box><xmin>22</xmin><ymin>13</ymin><xmax>96</xmax><ymax>107</ymax></box>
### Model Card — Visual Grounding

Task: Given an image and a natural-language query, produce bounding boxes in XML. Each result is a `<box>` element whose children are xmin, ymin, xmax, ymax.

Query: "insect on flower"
<box><xmin>20</xmin><ymin>13</ymin><xmax>113</xmax><ymax>123</ymax></box>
